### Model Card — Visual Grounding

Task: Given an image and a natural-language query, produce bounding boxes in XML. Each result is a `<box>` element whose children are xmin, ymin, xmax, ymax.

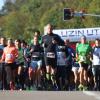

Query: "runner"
<box><xmin>14</xmin><ymin>39</ymin><xmax>25</xmax><ymax>90</ymax></box>
<box><xmin>42</xmin><ymin>24</ymin><xmax>64</xmax><ymax>90</ymax></box>
<box><xmin>0</xmin><ymin>37</ymin><xmax>6</xmax><ymax>90</ymax></box>
<box><xmin>76</xmin><ymin>35</ymin><xmax>92</xmax><ymax>90</ymax></box>
<box><xmin>64</xmin><ymin>39</ymin><xmax>75</xmax><ymax>90</ymax></box>
<box><xmin>29</xmin><ymin>36</ymin><xmax>43</xmax><ymax>90</ymax></box>
<box><xmin>30</xmin><ymin>30</ymin><xmax>42</xmax><ymax>45</ymax></box>
<box><xmin>56</xmin><ymin>41</ymin><xmax>69</xmax><ymax>90</ymax></box>
<box><xmin>92</xmin><ymin>39</ymin><xmax>100</xmax><ymax>91</ymax></box>
<box><xmin>72</xmin><ymin>43</ymin><xmax>80</xmax><ymax>91</ymax></box>
<box><xmin>1</xmin><ymin>38</ymin><xmax>18</xmax><ymax>90</ymax></box>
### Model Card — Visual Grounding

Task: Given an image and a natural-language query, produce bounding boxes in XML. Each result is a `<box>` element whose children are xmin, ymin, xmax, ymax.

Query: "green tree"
<box><xmin>0</xmin><ymin>0</ymin><xmax>99</xmax><ymax>41</ymax></box>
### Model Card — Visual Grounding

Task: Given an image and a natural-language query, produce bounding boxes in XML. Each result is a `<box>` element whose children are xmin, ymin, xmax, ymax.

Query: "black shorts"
<box><xmin>45</xmin><ymin>57</ymin><xmax>57</xmax><ymax>69</ymax></box>
<box><xmin>5</xmin><ymin>62</ymin><xmax>17</xmax><ymax>70</ymax></box>
<box><xmin>92</xmin><ymin>65</ymin><xmax>100</xmax><ymax>77</ymax></box>
<box><xmin>56</xmin><ymin>66</ymin><xmax>66</xmax><ymax>78</ymax></box>
<box><xmin>80</xmin><ymin>62</ymin><xmax>89</xmax><ymax>70</ymax></box>
<box><xmin>16</xmin><ymin>62</ymin><xmax>24</xmax><ymax>67</ymax></box>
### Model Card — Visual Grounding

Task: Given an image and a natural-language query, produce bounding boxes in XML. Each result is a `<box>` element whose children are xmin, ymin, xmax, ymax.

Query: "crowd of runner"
<box><xmin>0</xmin><ymin>24</ymin><xmax>100</xmax><ymax>91</ymax></box>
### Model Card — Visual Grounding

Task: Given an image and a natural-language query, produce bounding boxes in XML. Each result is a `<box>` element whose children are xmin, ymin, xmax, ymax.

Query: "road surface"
<box><xmin>0</xmin><ymin>91</ymin><xmax>100</xmax><ymax>100</ymax></box>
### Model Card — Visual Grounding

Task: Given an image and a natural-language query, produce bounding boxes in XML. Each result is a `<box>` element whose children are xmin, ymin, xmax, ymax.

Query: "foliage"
<box><xmin>0</xmin><ymin>0</ymin><xmax>99</xmax><ymax>41</ymax></box>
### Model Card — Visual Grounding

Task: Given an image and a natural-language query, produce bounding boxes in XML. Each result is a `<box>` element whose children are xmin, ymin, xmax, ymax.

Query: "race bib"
<box><xmin>47</xmin><ymin>52</ymin><xmax>55</xmax><ymax>58</ymax></box>
<box><xmin>80</xmin><ymin>56</ymin><xmax>86</xmax><ymax>62</ymax></box>
<box><xmin>32</xmin><ymin>52</ymin><xmax>40</xmax><ymax>57</ymax></box>
<box><xmin>6</xmin><ymin>54</ymin><xmax>13</xmax><ymax>60</ymax></box>
<box><xmin>57</xmin><ymin>52</ymin><xmax>67</xmax><ymax>66</ymax></box>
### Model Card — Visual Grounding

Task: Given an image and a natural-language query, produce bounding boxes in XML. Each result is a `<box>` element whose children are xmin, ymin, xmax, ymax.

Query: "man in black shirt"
<box><xmin>42</xmin><ymin>24</ymin><xmax>64</xmax><ymax>90</ymax></box>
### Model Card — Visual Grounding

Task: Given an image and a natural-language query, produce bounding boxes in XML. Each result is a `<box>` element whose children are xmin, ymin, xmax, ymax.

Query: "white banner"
<box><xmin>53</xmin><ymin>27</ymin><xmax>100</xmax><ymax>42</ymax></box>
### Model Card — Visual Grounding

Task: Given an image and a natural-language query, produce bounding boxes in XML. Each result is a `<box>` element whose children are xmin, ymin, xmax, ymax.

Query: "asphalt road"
<box><xmin>0</xmin><ymin>91</ymin><xmax>100</xmax><ymax>100</ymax></box>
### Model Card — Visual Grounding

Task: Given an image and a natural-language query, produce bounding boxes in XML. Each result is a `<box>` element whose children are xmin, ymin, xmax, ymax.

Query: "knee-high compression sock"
<box><xmin>46</xmin><ymin>73</ymin><xmax>50</xmax><ymax>80</ymax></box>
<box><xmin>51</xmin><ymin>74</ymin><xmax>56</xmax><ymax>84</ymax></box>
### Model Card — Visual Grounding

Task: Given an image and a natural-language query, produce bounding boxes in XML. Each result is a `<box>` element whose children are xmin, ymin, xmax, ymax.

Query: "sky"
<box><xmin>0</xmin><ymin>0</ymin><xmax>4</xmax><ymax>10</ymax></box>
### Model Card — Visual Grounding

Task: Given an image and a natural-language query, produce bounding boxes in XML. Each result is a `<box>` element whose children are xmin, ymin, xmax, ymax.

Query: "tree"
<box><xmin>0</xmin><ymin>0</ymin><xmax>99</xmax><ymax>41</ymax></box>
<box><xmin>3</xmin><ymin>11</ymin><xmax>29</xmax><ymax>39</ymax></box>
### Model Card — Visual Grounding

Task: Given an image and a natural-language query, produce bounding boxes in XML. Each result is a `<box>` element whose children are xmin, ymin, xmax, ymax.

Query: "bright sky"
<box><xmin>0</xmin><ymin>0</ymin><xmax>4</xmax><ymax>10</ymax></box>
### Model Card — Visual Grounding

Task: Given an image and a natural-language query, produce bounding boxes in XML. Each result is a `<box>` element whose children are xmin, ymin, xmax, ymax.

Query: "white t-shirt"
<box><xmin>57</xmin><ymin>51</ymin><xmax>67</xmax><ymax>66</ymax></box>
<box><xmin>92</xmin><ymin>47</ymin><xmax>100</xmax><ymax>65</ymax></box>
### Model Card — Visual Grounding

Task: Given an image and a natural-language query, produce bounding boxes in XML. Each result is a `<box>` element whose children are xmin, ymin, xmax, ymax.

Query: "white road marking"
<box><xmin>83</xmin><ymin>91</ymin><xmax>100</xmax><ymax>100</ymax></box>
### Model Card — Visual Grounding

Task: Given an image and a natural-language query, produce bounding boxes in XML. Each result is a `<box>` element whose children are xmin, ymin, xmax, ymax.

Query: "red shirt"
<box><xmin>2</xmin><ymin>46</ymin><xmax>18</xmax><ymax>63</ymax></box>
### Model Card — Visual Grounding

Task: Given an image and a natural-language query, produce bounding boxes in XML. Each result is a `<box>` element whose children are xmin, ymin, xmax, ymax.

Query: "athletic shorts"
<box><xmin>4</xmin><ymin>62</ymin><xmax>17</xmax><ymax>70</ymax></box>
<box><xmin>30</xmin><ymin>60</ymin><xmax>42</xmax><ymax>69</ymax></box>
<box><xmin>56</xmin><ymin>66</ymin><xmax>66</xmax><ymax>78</ymax></box>
<box><xmin>80</xmin><ymin>62</ymin><xmax>89</xmax><ymax>70</ymax></box>
<box><xmin>24</xmin><ymin>61</ymin><xmax>30</xmax><ymax>68</ymax></box>
<box><xmin>92</xmin><ymin>65</ymin><xmax>100</xmax><ymax>76</ymax></box>
<box><xmin>72</xmin><ymin>62</ymin><xmax>80</xmax><ymax>72</ymax></box>
<box><xmin>16</xmin><ymin>62</ymin><xmax>24</xmax><ymax>67</ymax></box>
<box><xmin>45</xmin><ymin>57</ymin><xmax>57</xmax><ymax>68</ymax></box>
<box><xmin>45</xmin><ymin>52</ymin><xmax>57</xmax><ymax>68</ymax></box>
